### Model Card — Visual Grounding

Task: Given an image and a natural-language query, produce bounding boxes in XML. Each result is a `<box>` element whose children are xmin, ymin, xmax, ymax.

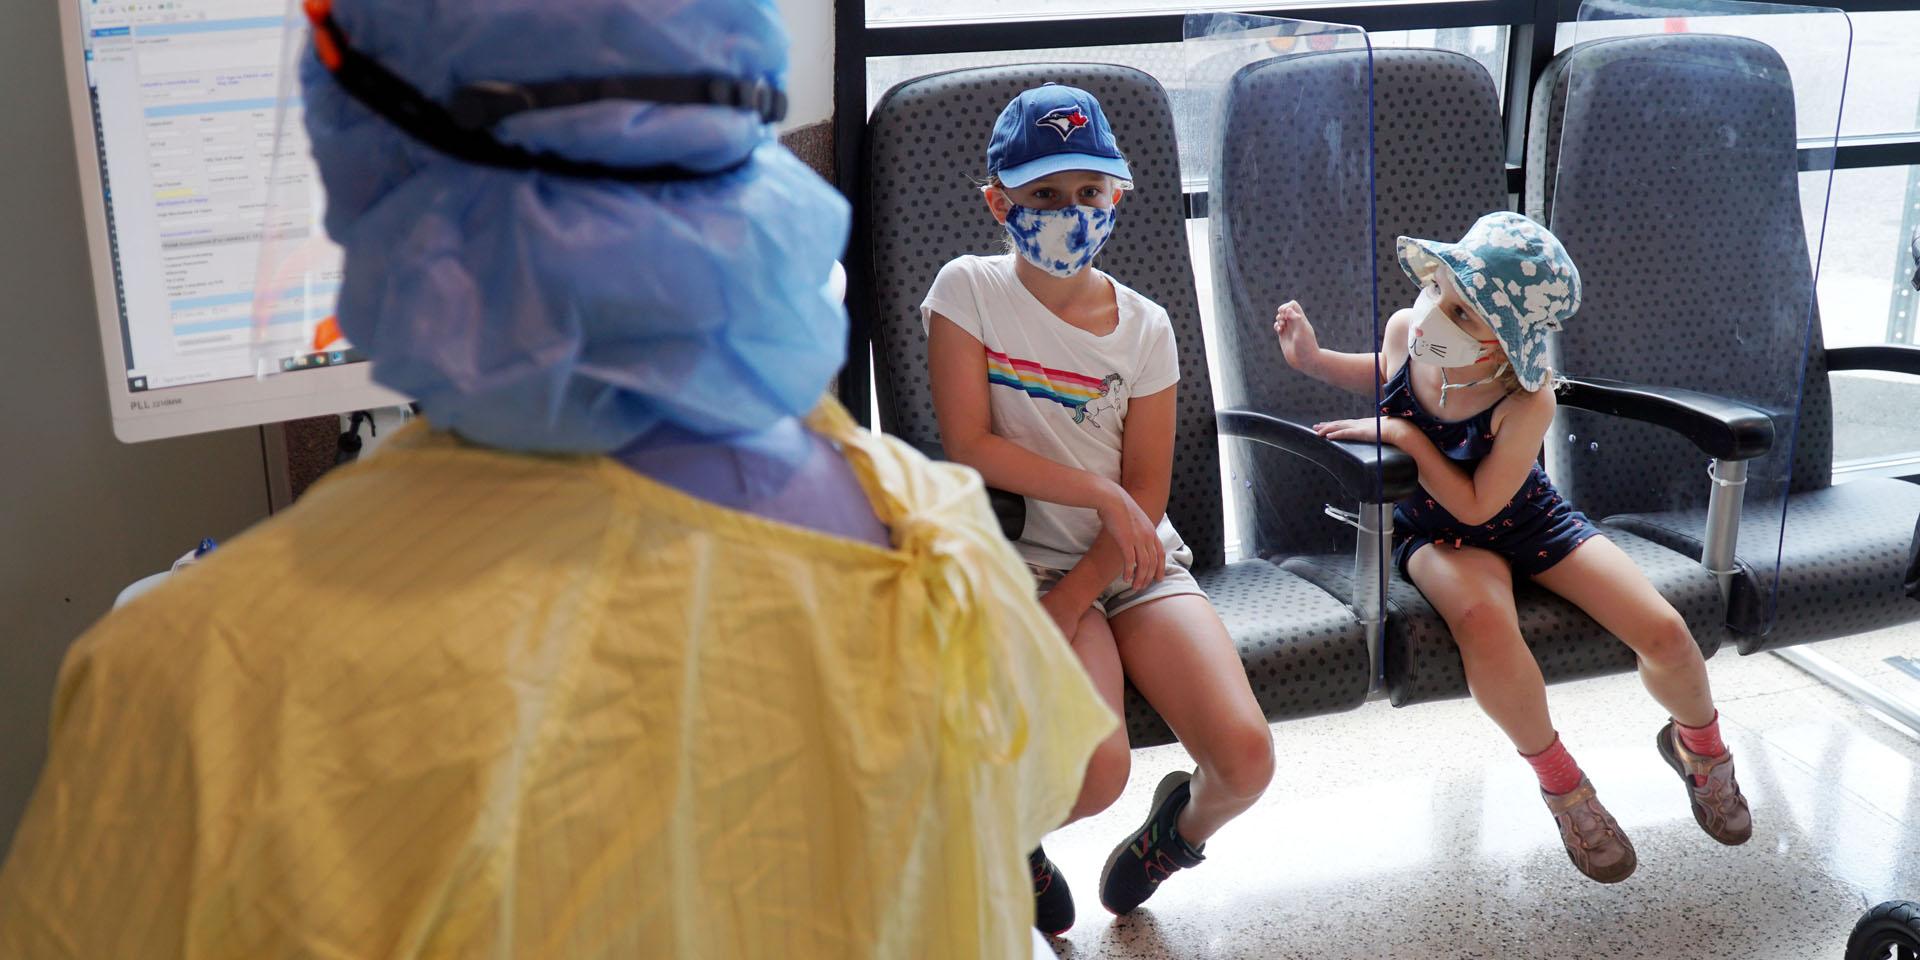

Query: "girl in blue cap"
<box><xmin>1275</xmin><ymin>211</ymin><xmax>1751</xmax><ymax>884</ymax></box>
<box><xmin>924</xmin><ymin>84</ymin><xmax>1275</xmax><ymax>931</ymax></box>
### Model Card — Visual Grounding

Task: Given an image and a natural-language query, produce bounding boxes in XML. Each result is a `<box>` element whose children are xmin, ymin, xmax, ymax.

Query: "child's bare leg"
<box><xmin>1413</xmin><ymin>545</ymin><xmax>1642</xmax><ymax>880</ymax></box>
<box><xmin>1063</xmin><ymin>605</ymin><xmax>1131</xmax><ymax>824</ymax></box>
<box><xmin>1111</xmin><ymin>595</ymin><xmax>1273</xmax><ymax>844</ymax></box>
<box><xmin>1531</xmin><ymin>536</ymin><xmax>1715</xmax><ymax>727</ymax></box>
<box><xmin>1407</xmin><ymin>544</ymin><xmax>1556</xmax><ymax>754</ymax></box>
<box><xmin>1535</xmin><ymin>535</ymin><xmax>1747</xmax><ymax>845</ymax></box>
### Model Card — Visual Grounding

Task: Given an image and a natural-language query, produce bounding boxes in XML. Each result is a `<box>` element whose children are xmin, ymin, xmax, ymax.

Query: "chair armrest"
<box><xmin>1217</xmin><ymin>408</ymin><xmax>1419</xmax><ymax>503</ymax></box>
<box><xmin>908</xmin><ymin>439</ymin><xmax>1026</xmax><ymax>541</ymax></box>
<box><xmin>1826</xmin><ymin>344</ymin><xmax>1920</xmax><ymax>378</ymax></box>
<box><xmin>1557</xmin><ymin>376</ymin><xmax>1774</xmax><ymax>462</ymax></box>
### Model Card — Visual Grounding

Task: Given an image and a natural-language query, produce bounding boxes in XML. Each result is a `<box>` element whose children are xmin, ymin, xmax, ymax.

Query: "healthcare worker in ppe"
<box><xmin>0</xmin><ymin>1</ymin><xmax>1116</xmax><ymax>957</ymax></box>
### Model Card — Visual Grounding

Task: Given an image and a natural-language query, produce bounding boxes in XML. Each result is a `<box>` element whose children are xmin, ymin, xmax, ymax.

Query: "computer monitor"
<box><xmin>59</xmin><ymin>0</ymin><xmax>404</xmax><ymax>443</ymax></box>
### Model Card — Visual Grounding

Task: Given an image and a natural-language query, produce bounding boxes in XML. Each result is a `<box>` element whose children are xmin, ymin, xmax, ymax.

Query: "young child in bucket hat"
<box><xmin>1273</xmin><ymin>211</ymin><xmax>1751</xmax><ymax>884</ymax></box>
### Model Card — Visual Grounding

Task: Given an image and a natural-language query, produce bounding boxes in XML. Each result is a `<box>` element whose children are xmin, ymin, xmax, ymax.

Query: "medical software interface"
<box><xmin>80</xmin><ymin>0</ymin><xmax>356</xmax><ymax>394</ymax></box>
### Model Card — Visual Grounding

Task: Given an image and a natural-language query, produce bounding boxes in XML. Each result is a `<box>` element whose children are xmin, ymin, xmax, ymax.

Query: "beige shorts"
<box><xmin>1028</xmin><ymin>543</ymin><xmax>1206</xmax><ymax>619</ymax></box>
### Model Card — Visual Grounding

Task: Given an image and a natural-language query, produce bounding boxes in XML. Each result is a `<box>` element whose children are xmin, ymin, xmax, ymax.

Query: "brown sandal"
<box><xmin>1657</xmin><ymin>721</ymin><xmax>1753</xmax><ymax>846</ymax></box>
<box><xmin>1542</xmin><ymin>777</ymin><xmax>1637</xmax><ymax>883</ymax></box>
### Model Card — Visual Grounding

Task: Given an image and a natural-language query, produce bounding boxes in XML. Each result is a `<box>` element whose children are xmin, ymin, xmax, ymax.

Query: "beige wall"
<box><xmin>776</xmin><ymin>0</ymin><xmax>839</xmax><ymax>194</ymax></box>
<box><xmin>776</xmin><ymin>0</ymin><xmax>836</xmax><ymax>130</ymax></box>
<box><xmin>0</xmin><ymin>1</ymin><xmax>272</xmax><ymax>857</ymax></box>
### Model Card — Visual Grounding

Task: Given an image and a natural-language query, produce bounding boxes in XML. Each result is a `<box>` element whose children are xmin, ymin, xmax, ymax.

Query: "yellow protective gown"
<box><xmin>0</xmin><ymin>398</ymin><xmax>1115</xmax><ymax>959</ymax></box>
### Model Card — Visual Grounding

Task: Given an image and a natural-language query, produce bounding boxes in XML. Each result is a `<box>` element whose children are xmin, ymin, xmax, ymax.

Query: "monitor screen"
<box><xmin>63</xmin><ymin>0</ymin><xmax>403</xmax><ymax>442</ymax></box>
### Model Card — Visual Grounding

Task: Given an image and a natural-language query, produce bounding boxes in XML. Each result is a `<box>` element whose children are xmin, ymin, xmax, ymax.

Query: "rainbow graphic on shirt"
<box><xmin>985</xmin><ymin>348</ymin><xmax>1114</xmax><ymax>413</ymax></box>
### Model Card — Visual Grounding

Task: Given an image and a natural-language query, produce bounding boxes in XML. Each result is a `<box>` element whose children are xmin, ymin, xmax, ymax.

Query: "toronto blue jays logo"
<box><xmin>1035</xmin><ymin>105</ymin><xmax>1091</xmax><ymax>140</ymax></box>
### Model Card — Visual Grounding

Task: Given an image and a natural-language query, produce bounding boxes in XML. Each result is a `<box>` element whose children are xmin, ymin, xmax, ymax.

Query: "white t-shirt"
<box><xmin>922</xmin><ymin>254</ymin><xmax>1186</xmax><ymax>572</ymax></box>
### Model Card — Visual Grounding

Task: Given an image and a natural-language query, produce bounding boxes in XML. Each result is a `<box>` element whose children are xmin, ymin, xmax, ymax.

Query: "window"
<box><xmin>850</xmin><ymin>0</ymin><xmax>1920</xmax><ymax>484</ymax></box>
<box><xmin>869</xmin><ymin>28</ymin><xmax>1510</xmax><ymax>117</ymax></box>
<box><xmin>870</xmin><ymin>0</ymin><xmax>1313</xmax><ymax>25</ymax></box>
<box><xmin>1836</xmin><ymin>12</ymin><xmax>1920</xmax><ymax>138</ymax></box>
<box><xmin>868</xmin><ymin>27</ymin><xmax>1511</xmax><ymax>192</ymax></box>
<box><xmin>1817</xmin><ymin>166</ymin><xmax>1920</xmax><ymax>350</ymax></box>
<box><xmin>1820</xmin><ymin>165</ymin><xmax>1920</xmax><ymax>468</ymax></box>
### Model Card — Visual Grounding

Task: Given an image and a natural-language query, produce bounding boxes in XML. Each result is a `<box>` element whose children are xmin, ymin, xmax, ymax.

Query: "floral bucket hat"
<box><xmin>1396</xmin><ymin>211</ymin><xmax>1582</xmax><ymax>392</ymax></box>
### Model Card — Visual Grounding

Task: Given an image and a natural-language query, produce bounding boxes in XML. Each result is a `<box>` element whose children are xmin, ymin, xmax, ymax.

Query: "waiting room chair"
<box><xmin>1212</xmin><ymin>47</ymin><xmax>1734</xmax><ymax>706</ymax></box>
<box><xmin>864</xmin><ymin>63</ymin><xmax>1415</xmax><ymax>744</ymax></box>
<box><xmin>1529</xmin><ymin>34</ymin><xmax>1920</xmax><ymax>651</ymax></box>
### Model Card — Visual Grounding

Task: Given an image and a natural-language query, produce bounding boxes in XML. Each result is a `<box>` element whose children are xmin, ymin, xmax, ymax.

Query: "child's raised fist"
<box><xmin>1272</xmin><ymin>300</ymin><xmax>1320</xmax><ymax>372</ymax></box>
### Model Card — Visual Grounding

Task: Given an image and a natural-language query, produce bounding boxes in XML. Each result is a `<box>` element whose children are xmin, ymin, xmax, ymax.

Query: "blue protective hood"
<box><xmin>302</xmin><ymin>0</ymin><xmax>851</xmax><ymax>453</ymax></box>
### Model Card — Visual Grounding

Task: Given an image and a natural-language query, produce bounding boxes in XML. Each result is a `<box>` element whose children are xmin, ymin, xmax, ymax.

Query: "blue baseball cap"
<box><xmin>986</xmin><ymin>84</ymin><xmax>1133</xmax><ymax>189</ymax></box>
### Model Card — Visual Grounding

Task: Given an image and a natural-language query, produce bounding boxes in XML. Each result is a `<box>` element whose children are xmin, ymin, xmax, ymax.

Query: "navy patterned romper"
<box><xmin>1381</xmin><ymin>362</ymin><xmax>1600</xmax><ymax>579</ymax></box>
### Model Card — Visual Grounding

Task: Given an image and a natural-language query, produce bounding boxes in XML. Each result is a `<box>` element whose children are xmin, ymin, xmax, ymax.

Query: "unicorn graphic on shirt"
<box><xmin>1073</xmin><ymin>373</ymin><xmax>1126</xmax><ymax>427</ymax></box>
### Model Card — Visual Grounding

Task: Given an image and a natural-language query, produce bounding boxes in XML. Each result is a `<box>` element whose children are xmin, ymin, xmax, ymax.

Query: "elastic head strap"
<box><xmin>301</xmin><ymin>0</ymin><xmax>769</xmax><ymax>182</ymax></box>
<box><xmin>450</xmin><ymin>75</ymin><xmax>787</xmax><ymax>129</ymax></box>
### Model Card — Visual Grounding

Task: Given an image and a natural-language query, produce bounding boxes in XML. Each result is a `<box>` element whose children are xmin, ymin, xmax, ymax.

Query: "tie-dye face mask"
<box><xmin>1003</xmin><ymin>203</ymin><xmax>1117</xmax><ymax>278</ymax></box>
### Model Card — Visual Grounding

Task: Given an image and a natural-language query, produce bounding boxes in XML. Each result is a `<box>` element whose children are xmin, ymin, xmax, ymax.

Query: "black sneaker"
<box><xmin>1030</xmin><ymin>845</ymin><xmax>1075</xmax><ymax>936</ymax></box>
<box><xmin>1098</xmin><ymin>770</ymin><xmax>1205</xmax><ymax>915</ymax></box>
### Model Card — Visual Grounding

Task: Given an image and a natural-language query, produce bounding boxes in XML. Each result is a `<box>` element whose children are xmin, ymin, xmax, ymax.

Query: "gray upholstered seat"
<box><xmin>1213</xmin><ymin>48</ymin><xmax>1728</xmax><ymax>707</ymax></box>
<box><xmin>1295</xmin><ymin>524</ymin><xmax>1728</xmax><ymax>703</ymax></box>
<box><xmin>1612</xmin><ymin>483</ymin><xmax>1920</xmax><ymax>645</ymax></box>
<box><xmin>865</xmin><ymin>64</ymin><xmax>1373</xmax><ymax>746</ymax></box>
<box><xmin>1529</xmin><ymin>35</ymin><xmax>1920</xmax><ymax>653</ymax></box>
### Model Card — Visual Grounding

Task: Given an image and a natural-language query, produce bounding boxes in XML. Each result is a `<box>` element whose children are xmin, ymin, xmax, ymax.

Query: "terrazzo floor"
<box><xmin>1038</xmin><ymin>621</ymin><xmax>1920</xmax><ymax>959</ymax></box>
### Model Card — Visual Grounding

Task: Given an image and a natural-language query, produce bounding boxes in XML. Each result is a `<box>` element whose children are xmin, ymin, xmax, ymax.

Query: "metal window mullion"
<box><xmin>836</xmin><ymin>0</ymin><xmax>875</xmax><ymax>426</ymax></box>
<box><xmin>1504</xmin><ymin>0</ymin><xmax>1559</xmax><ymax>175</ymax></box>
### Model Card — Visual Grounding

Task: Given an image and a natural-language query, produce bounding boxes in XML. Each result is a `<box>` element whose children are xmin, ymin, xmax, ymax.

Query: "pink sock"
<box><xmin>1675</xmin><ymin>712</ymin><xmax>1727</xmax><ymax>758</ymax></box>
<box><xmin>1522</xmin><ymin>733</ymin><xmax>1585</xmax><ymax>796</ymax></box>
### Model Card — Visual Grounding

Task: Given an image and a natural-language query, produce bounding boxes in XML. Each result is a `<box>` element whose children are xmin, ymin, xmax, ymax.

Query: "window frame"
<box><xmin>831</xmin><ymin>0</ymin><xmax>1920</xmax><ymax>481</ymax></box>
